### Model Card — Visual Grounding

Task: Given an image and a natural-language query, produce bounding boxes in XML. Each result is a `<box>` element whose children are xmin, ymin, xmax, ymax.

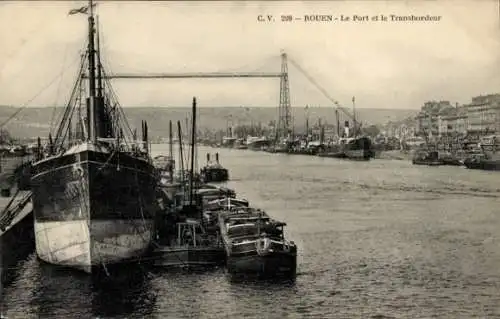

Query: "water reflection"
<box><xmin>91</xmin><ymin>265</ymin><xmax>156</xmax><ymax>318</ymax></box>
<box><xmin>30</xmin><ymin>263</ymin><xmax>92</xmax><ymax>318</ymax></box>
<box><xmin>2</xmin><ymin>258</ymin><xmax>156</xmax><ymax>318</ymax></box>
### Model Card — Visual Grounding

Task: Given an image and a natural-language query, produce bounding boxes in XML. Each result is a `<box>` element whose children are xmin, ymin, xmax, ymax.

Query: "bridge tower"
<box><xmin>278</xmin><ymin>51</ymin><xmax>292</xmax><ymax>141</ymax></box>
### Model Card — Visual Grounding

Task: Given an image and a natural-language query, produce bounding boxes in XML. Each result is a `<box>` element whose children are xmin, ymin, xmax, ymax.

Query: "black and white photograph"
<box><xmin>0</xmin><ymin>0</ymin><xmax>499</xmax><ymax>318</ymax></box>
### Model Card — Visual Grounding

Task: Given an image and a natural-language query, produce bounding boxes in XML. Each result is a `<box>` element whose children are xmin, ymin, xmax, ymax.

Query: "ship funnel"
<box><xmin>143</xmin><ymin>120</ymin><xmax>149</xmax><ymax>154</ymax></box>
<box><xmin>141</xmin><ymin>121</ymin><xmax>145</xmax><ymax>142</ymax></box>
<box><xmin>207</xmin><ymin>153</ymin><xmax>210</xmax><ymax>163</ymax></box>
<box><xmin>215</xmin><ymin>153</ymin><xmax>219</xmax><ymax>163</ymax></box>
<box><xmin>344</xmin><ymin>121</ymin><xmax>350</xmax><ymax>138</ymax></box>
<box><xmin>344</xmin><ymin>126</ymin><xmax>350</xmax><ymax>138</ymax></box>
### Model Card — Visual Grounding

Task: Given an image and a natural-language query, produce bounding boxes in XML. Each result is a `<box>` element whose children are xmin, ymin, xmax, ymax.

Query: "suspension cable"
<box><xmin>288</xmin><ymin>56</ymin><xmax>355</xmax><ymax>121</ymax></box>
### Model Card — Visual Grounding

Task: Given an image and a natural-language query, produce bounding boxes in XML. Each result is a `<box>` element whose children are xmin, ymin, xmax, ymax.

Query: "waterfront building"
<box><xmin>437</xmin><ymin>106</ymin><xmax>468</xmax><ymax>137</ymax></box>
<box><xmin>465</xmin><ymin>94</ymin><xmax>500</xmax><ymax>135</ymax></box>
<box><xmin>415</xmin><ymin>101</ymin><xmax>453</xmax><ymax>137</ymax></box>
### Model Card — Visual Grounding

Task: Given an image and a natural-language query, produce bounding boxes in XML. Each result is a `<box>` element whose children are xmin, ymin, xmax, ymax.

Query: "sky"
<box><xmin>0</xmin><ymin>0</ymin><xmax>499</xmax><ymax>110</ymax></box>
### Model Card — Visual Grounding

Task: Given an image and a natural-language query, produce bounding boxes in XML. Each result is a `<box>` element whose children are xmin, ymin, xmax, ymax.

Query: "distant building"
<box><xmin>464</xmin><ymin>94</ymin><xmax>500</xmax><ymax>135</ymax></box>
<box><xmin>384</xmin><ymin>118</ymin><xmax>417</xmax><ymax>138</ymax></box>
<box><xmin>415</xmin><ymin>100</ymin><xmax>453</xmax><ymax>137</ymax></box>
<box><xmin>437</xmin><ymin>106</ymin><xmax>468</xmax><ymax>136</ymax></box>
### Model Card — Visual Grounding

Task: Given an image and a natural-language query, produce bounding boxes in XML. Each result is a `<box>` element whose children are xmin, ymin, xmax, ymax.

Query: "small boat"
<box><xmin>151</xmin><ymin>218</ymin><xmax>225</xmax><ymax>268</ymax></box>
<box><xmin>200</xmin><ymin>153</ymin><xmax>229</xmax><ymax>183</ymax></box>
<box><xmin>234</xmin><ymin>139</ymin><xmax>248</xmax><ymax>149</ymax></box>
<box><xmin>246</xmin><ymin>136</ymin><xmax>271</xmax><ymax>151</ymax></box>
<box><xmin>269</xmin><ymin>141</ymin><xmax>290</xmax><ymax>153</ymax></box>
<box><xmin>412</xmin><ymin>150</ymin><xmax>443</xmax><ymax>166</ymax></box>
<box><xmin>203</xmin><ymin>197</ymin><xmax>250</xmax><ymax>228</ymax></box>
<box><xmin>464</xmin><ymin>154</ymin><xmax>500</xmax><ymax>171</ymax></box>
<box><xmin>218</xmin><ymin>207</ymin><xmax>297</xmax><ymax>278</ymax></box>
<box><xmin>195</xmin><ymin>185</ymin><xmax>236</xmax><ymax>205</ymax></box>
<box><xmin>204</xmin><ymin>197</ymin><xmax>249</xmax><ymax>211</ymax></box>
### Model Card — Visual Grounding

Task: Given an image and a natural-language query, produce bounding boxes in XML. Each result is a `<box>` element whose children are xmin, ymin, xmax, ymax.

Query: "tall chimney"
<box><xmin>344</xmin><ymin>121</ymin><xmax>350</xmax><ymax>138</ymax></box>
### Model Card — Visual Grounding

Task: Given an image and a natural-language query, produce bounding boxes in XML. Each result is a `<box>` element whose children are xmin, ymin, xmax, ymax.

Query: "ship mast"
<box><xmin>87</xmin><ymin>0</ymin><xmax>97</xmax><ymax>142</ymax></box>
<box><xmin>96</xmin><ymin>15</ymin><xmax>103</xmax><ymax>98</ymax></box>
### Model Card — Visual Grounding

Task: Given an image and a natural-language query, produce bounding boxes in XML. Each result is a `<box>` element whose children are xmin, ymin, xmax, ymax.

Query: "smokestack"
<box><xmin>215</xmin><ymin>153</ymin><xmax>219</xmax><ymax>163</ymax></box>
<box><xmin>169</xmin><ymin>120</ymin><xmax>173</xmax><ymax>159</ymax></box>
<box><xmin>344</xmin><ymin>121</ymin><xmax>350</xmax><ymax>138</ymax></box>
<box><xmin>144</xmin><ymin>121</ymin><xmax>149</xmax><ymax>154</ymax></box>
<box><xmin>141</xmin><ymin>120</ymin><xmax>145</xmax><ymax>142</ymax></box>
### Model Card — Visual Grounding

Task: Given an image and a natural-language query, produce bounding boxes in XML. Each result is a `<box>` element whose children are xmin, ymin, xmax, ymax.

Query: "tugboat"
<box><xmin>412</xmin><ymin>149</ymin><xmax>443</xmax><ymax>166</ymax></box>
<box><xmin>463</xmin><ymin>135</ymin><xmax>500</xmax><ymax>171</ymax></box>
<box><xmin>463</xmin><ymin>153</ymin><xmax>500</xmax><ymax>170</ymax></box>
<box><xmin>200</xmin><ymin>153</ymin><xmax>229</xmax><ymax>183</ymax></box>
<box><xmin>218</xmin><ymin>207</ymin><xmax>297</xmax><ymax>278</ymax></box>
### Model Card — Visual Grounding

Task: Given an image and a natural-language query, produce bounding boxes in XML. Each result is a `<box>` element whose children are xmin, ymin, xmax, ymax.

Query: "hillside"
<box><xmin>0</xmin><ymin>106</ymin><xmax>417</xmax><ymax>139</ymax></box>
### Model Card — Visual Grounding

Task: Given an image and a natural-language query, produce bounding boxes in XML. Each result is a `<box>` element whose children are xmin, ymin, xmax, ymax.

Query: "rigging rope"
<box><xmin>53</xmin><ymin>51</ymin><xmax>88</xmax><ymax>148</ymax></box>
<box><xmin>287</xmin><ymin>56</ymin><xmax>356</xmax><ymax>122</ymax></box>
<box><xmin>49</xmin><ymin>42</ymin><xmax>71</xmax><ymax>136</ymax></box>
<box><xmin>0</xmin><ymin>51</ymin><xmax>83</xmax><ymax>130</ymax></box>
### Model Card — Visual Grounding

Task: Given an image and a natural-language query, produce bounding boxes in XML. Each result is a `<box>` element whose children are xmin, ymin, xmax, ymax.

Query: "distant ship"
<box><xmin>245</xmin><ymin>136</ymin><xmax>271</xmax><ymax>150</ymax></box>
<box><xmin>30</xmin><ymin>1</ymin><xmax>158</xmax><ymax>273</ymax></box>
<box><xmin>318</xmin><ymin>122</ymin><xmax>373</xmax><ymax>160</ymax></box>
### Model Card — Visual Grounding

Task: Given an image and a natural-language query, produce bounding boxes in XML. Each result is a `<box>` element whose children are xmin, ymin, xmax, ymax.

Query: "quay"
<box><xmin>0</xmin><ymin>155</ymin><xmax>35</xmax><ymax>289</ymax></box>
<box><xmin>203</xmin><ymin>133</ymin><xmax>500</xmax><ymax>170</ymax></box>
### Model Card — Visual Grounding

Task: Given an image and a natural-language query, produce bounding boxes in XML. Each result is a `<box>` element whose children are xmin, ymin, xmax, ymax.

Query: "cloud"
<box><xmin>0</xmin><ymin>0</ymin><xmax>498</xmax><ymax>110</ymax></box>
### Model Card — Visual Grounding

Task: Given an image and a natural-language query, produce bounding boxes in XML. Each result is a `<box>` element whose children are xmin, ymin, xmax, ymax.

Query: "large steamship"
<box><xmin>30</xmin><ymin>1</ymin><xmax>158</xmax><ymax>273</ymax></box>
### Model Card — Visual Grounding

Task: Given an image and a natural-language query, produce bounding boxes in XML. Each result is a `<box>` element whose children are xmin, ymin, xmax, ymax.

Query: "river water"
<box><xmin>1</xmin><ymin>145</ymin><xmax>500</xmax><ymax>318</ymax></box>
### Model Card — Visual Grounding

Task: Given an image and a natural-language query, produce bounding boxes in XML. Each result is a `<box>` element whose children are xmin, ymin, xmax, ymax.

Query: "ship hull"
<box><xmin>227</xmin><ymin>252</ymin><xmax>297</xmax><ymax>278</ymax></box>
<box><xmin>30</xmin><ymin>147</ymin><xmax>158</xmax><ymax>273</ymax></box>
<box><xmin>151</xmin><ymin>246</ymin><xmax>225</xmax><ymax>268</ymax></box>
<box><xmin>464</xmin><ymin>159</ymin><xmax>500</xmax><ymax>170</ymax></box>
<box><xmin>201</xmin><ymin>167</ymin><xmax>229</xmax><ymax>183</ymax></box>
<box><xmin>344</xmin><ymin>149</ymin><xmax>372</xmax><ymax>160</ymax></box>
<box><xmin>34</xmin><ymin>219</ymin><xmax>154</xmax><ymax>273</ymax></box>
